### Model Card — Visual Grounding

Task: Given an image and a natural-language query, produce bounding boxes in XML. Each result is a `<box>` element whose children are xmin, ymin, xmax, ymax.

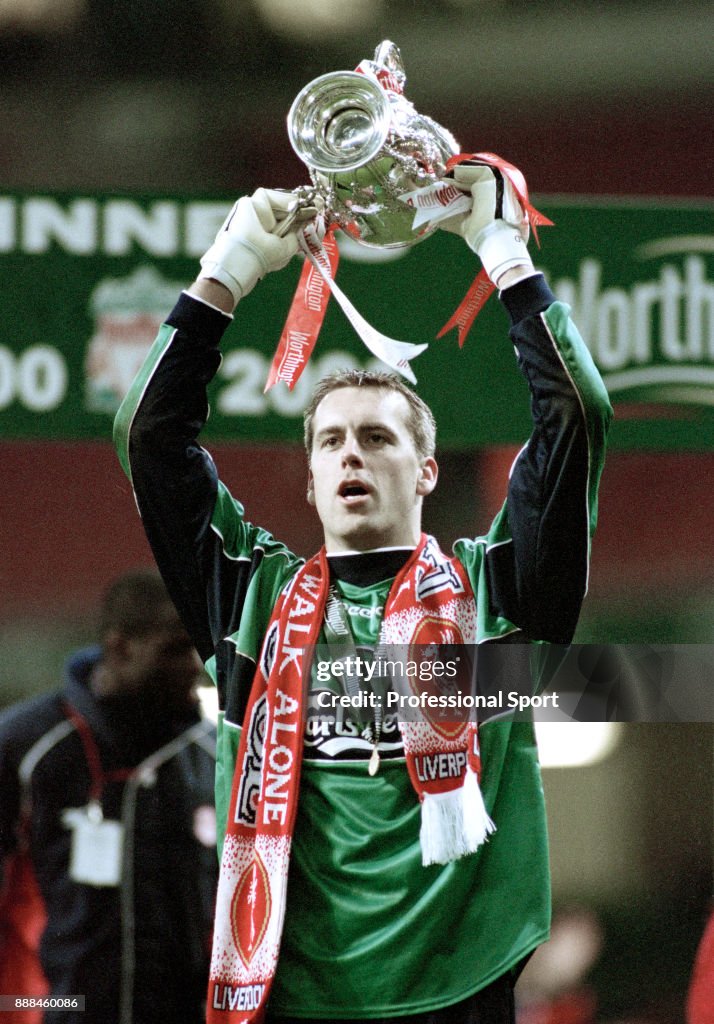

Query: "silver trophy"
<box><xmin>287</xmin><ymin>41</ymin><xmax>460</xmax><ymax>250</ymax></box>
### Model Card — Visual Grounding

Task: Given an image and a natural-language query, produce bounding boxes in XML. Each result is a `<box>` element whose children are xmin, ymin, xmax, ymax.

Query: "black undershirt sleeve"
<box><xmin>484</xmin><ymin>275</ymin><xmax>596</xmax><ymax>644</ymax></box>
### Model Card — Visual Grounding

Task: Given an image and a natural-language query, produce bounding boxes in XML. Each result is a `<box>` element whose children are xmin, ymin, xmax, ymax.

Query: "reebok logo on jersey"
<box><xmin>344</xmin><ymin>602</ymin><xmax>383</xmax><ymax>621</ymax></box>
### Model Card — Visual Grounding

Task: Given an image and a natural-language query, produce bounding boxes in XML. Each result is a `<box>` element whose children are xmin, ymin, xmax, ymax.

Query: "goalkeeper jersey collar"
<box><xmin>327</xmin><ymin>547</ymin><xmax>413</xmax><ymax>588</ymax></box>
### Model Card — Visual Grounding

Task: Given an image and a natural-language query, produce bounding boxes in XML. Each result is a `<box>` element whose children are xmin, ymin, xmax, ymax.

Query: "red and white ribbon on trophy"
<box><xmin>264</xmin><ymin>152</ymin><xmax>553</xmax><ymax>391</ymax></box>
<box><xmin>435</xmin><ymin>151</ymin><xmax>554</xmax><ymax>347</ymax></box>
<box><xmin>264</xmin><ymin>217</ymin><xmax>427</xmax><ymax>391</ymax></box>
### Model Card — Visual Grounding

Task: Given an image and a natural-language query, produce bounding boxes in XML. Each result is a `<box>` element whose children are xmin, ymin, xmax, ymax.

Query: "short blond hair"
<box><xmin>303</xmin><ymin>368</ymin><xmax>436</xmax><ymax>459</ymax></box>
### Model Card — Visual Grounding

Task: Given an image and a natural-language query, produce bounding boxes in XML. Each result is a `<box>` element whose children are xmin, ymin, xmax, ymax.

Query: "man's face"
<box><xmin>308</xmin><ymin>386</ymin><xmax>437</xmax><ymax>552</ymax></box>
<box><xmin>116</xmin><ymin>605</ymin><xmax>204</xmax><ymax>711</ymax></box>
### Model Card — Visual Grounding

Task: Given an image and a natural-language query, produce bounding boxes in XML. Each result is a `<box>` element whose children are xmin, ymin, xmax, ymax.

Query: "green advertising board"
<box><xmin>0</xmin><ymin>192</ymin><xmax>712</xmax><ymax>449</ymax></box>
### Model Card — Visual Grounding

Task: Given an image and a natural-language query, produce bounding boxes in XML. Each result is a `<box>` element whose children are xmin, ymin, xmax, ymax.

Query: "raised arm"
<box><xmin>483</xmin><ymin>274</ymin><xmax>611</xmax><ymax>643</ymax></box>
<box><xmin>446</xmin><ymin>161</ymin><xmax>612</xmax><ymax>644</ymax></box>
<box><xmin>113</xmin><ymin>190</ymin><xmax>303</xmax><ymax>704</ymax></box>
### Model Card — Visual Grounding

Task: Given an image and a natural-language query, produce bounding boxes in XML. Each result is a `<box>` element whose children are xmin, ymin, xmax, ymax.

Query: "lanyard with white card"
<box><xmin>60</xmin><ymin>704</ymin><xmax>134</xmax><ymax>888</ymax></box>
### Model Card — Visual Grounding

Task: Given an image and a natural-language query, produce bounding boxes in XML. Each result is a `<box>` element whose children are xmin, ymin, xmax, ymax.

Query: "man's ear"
<box><xmin>416</xmin><ymin>457</ymin><xmax>438</xmax><ymax>497</ymax></box>
<box><xmin>306</xmin><ymin>469</ymin><xmax>315</xmax><ymax>506</ymax></box>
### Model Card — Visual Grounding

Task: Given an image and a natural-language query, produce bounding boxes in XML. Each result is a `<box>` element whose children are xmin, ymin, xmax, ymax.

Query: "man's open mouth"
<box><xmin>339</xmin><ymin>482</ymin><xmax>370</xmax><ymax>499</ymax></box>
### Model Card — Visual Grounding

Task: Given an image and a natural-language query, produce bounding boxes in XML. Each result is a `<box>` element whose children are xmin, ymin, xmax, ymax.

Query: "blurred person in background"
<box><xmin>113</xmin><ymin>163</ymin><xmax>611</xmax><ymax>1024</ymax></box>
<box><xmin>515</xmin><ymin>905</ymin><xmax>604</xmax><ymax>1024</ymax></box>
<box><xmin>0</xmin><ymin>569</ymin><xmax>218</xmax><ymax>1024</ymax></box>
<box><xmin>687</xmin><ymin>904</ymin><xmax>714</xmax><ymax>1024</ymax></box>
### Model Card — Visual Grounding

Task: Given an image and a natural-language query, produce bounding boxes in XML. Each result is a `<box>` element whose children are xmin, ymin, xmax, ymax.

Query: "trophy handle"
<box><xmin>372</xmin><ymin>40</ymin><xmax>406</xmax><ymax>89</ymax></box>
<box><xmin>272</xmin><ymin>187</ymin><xmax>320</xmax><ymax>237</ymax></box>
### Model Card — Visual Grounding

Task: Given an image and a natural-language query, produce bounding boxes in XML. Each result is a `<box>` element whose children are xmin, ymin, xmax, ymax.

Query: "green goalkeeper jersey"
<box><xmin>114</xmin><ymin>276</ymin><xmax>611</xmax><ymax>1018</ymax></box>
<box><xmin>267</xmin><ymin>570</ymin><xmax>550</xmax><ymax>1018</ymax></box>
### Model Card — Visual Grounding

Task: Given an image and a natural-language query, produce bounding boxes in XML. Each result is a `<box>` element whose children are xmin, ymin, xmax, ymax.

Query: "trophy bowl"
<box><xmin>288</xmin><ymin>70</ymin><xmax>391</xmax><ymax>175</ymax></box>
<box><xmin>287</xmin><ymin>43</ymin><xmax>460</xmax><ymax>250</ymax></box>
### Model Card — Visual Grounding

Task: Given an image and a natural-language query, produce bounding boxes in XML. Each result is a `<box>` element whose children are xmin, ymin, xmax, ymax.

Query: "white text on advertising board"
<box><xmin>0</xmin><ymin>197</ymin><xmax>231</xmax><ymax>256</ymax></box>
<box><xmin>552</xmin><ymin>245</ymin><xmax>714</xmax><ymax>405</ymax></box>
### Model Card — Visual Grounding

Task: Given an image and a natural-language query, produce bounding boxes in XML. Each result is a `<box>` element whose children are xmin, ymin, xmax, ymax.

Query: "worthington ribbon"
<box><xmin>265</xmin><ymin>216</ymin><xmax>427</xmax><ymax>391</ymax></box>
<box><xmin>437</xmin><ymin>152</ymin><xmax>555</xmax><ymax>347</ymax></box>
<box><xmin>264</xmin><ymin>224</ymin><xmax>340</xmax><ymax>392</ymax></box>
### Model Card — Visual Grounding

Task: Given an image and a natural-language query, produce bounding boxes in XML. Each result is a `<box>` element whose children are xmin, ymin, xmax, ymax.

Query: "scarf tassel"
<box><xmin>419</xmin><ymin>767</ymin><xmax>496</xmax><ymax>867</ymax></box>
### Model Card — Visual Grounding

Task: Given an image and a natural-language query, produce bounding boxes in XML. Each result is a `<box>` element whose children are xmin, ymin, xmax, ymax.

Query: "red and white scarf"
<box><xmin>207</xmin><ymin>534</ymin><xmax>495</xmax><ymax>1023</ymax></box>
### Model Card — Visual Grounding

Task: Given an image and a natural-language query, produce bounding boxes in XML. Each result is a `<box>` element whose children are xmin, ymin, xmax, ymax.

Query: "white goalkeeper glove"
<box><xmin>198</xmin><ymin>188</ymin><xmax>301</xmax><ymax>303</ymax></box>
<box><xmin>443</xmin><ymin>162</ymin><xmax>534</xmax><ymax>286</ymax></box>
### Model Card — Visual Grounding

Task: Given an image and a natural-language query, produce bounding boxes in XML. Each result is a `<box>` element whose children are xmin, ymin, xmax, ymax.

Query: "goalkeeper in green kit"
<box><xmin>115</xmin><ymin>160</ymin><xmax>611</xmax><ymax>1023</ymax></box>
